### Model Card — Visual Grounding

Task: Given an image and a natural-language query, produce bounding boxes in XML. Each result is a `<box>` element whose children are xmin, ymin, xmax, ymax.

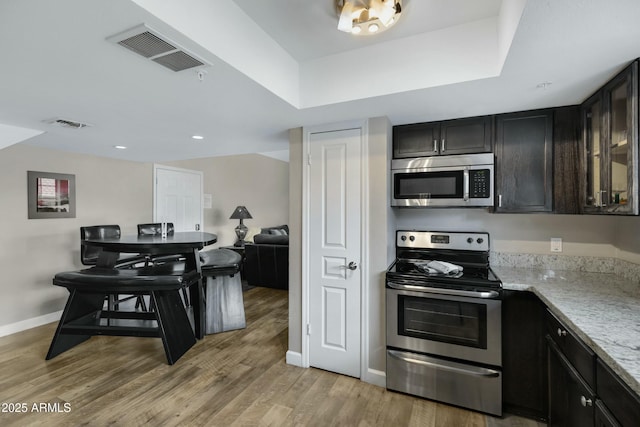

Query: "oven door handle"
<box><xmin>388</xmin><ymin>350</ymin><xmax>500</xmax><ymax>378</ymax></box>
<box><xmin>387</xmin><ymin>280</ymin><xmax>500</xmax><ymax>299</ymax></box>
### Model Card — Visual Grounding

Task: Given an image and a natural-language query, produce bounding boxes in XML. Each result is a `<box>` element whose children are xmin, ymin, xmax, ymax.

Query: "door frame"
<box><xmin>153</xmin><ymin>164</ymin><xmax>204</xmax><ymax>231</ymax></box>
<box><xmin>301</xmin><ymin>120</ymin><xmax>370</xmax><ymax>380</ymax></box>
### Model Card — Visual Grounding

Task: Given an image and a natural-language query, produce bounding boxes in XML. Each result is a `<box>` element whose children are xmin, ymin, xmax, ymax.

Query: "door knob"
<box><xmin>348</xmin><ymin>262</ymin><xmax>358</xmax><ymax>271</ymax></box>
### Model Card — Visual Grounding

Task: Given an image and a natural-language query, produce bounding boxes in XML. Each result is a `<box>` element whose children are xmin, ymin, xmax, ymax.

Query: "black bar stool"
<box><xmin>80</xmin><ymin>225</ymin><xmax>146</xmax><ymax>311</ymax></box>
<box><xmin>200</xmin><ymin>248</ymin><xmax>246</xmax><ymax>334</ymax></box>
<box><xmin>46</xmin><ymin>263</ymin><xmax>199</xmax><ymax>365</ymax></box>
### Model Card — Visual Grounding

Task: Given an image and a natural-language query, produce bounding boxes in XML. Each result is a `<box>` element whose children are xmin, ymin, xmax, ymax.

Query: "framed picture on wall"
<box><xmin>27</xmin><ymin>171</ymin><xmax>76</xmax><ymax>219</ymax></box>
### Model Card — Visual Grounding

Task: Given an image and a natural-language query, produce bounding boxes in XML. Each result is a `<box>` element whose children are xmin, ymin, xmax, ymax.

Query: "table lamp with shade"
<box><xmin>229</xmin><ymin>205</ymin><xmax>252</xmax><ymax>246</ymax></box>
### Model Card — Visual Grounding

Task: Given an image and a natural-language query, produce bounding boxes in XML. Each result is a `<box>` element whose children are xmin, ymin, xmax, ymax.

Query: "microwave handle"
<box><xmin>463</xmin><ymin>167</ymin><xmax>469</xmax><ymax>201</ymax></box>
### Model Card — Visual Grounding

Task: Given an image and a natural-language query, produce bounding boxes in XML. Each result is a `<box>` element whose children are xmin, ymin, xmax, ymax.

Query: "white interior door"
<box><xmin>307</xmin><ymin>127</ymin><xmax>362</xmax><ymax>378</ymax></box>
<box><xmin>153</xmin><ymin>165</ymin><xmax>203</xmax><ymax>232</ymax></box>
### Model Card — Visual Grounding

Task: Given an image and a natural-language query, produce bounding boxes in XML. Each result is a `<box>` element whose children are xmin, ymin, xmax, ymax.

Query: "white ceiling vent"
<box><xmin>107</xmin><ymin>24</ymin><xmax>208</xmax><ymax>72</ymax></box>
<box><xmin>45</xmin><ymin>118</ymin><xmax>91</xmax><ymax>129</ymax></box>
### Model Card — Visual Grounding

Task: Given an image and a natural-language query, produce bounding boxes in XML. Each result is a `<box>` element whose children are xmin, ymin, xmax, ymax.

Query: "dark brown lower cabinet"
<box><xmin>595</xmin><ymin>400</ymin><xmax>620</xmax><ymax>427</ymax></box>
<box><xmin>502</xmin><ymin>291</ymin><xmax>547</xmax><ymax>421</ymax></box>
<box><xmin>547</xmin><ymin>336</ymin><xmax>596</xmax><ymax>426</ymax></box>
<box><xmin>596</xmin><ymin>359</ymin><xmax>640</xmax><ymax>426</ymax></box>
<box><xmin>502</xmin><ymin>291</ymin><xmax>640</xmax><ymax>426</ymax></box>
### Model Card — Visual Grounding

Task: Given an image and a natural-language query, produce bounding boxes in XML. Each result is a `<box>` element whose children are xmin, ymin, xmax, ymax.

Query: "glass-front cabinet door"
<box><xmin>583</xmin><ymin>95</ymin><xmax>602</xmax><ymax>209</ymax></box>
<box><xmin>608</xmin><ymin>73</ymin><xmax>632</xmax><ymax>208</ymax></box>
<box><xmin>582</xmin><ymin>60</ymin><xmax>638</xmax><ymax>215</ymax></box>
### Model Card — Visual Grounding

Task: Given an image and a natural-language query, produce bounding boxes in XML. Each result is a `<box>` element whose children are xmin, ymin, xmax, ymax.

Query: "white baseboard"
<box><xmin>0</xmin><ymin>311</ymin><xmax>62</xmax><ymax>338</ymax></box>
<box><xmin>362</xmin><ymin>368</ymin><xmax>386</xmax><ymax>388</ymax></box>
<box><xmin>285</xmin><ymin>350</ymin><xmax>385</xmax><ymax>387</ymax></box>
<box><xmin>285</xmin><ymin>350</ymin><xmax>303</xmax><ymax>367</ymax></box>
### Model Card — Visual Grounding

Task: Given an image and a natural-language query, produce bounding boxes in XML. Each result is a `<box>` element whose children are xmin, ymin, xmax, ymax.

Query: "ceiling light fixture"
<box><xmin>336</xmin><ymin>0</ymin><xmax>402</xmax><ymax>36</ymax></box>
<box><xmin>114</xmin><ymin>145</ymin><xmax>127</xmax><ymax>150</ymax></box>
<box><xmin>191</xmin><ymin>135</ymin><xmax>204</xmax><ymax>140</ymax></box>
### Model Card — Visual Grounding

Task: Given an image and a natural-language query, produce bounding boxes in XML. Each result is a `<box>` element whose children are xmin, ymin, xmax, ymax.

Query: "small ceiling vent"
<box><xmin>45</xmin><ymin>118</ymin><xmax>91</xmax><ymax>129</ymax></box>
<box><xmin>107</xmin><ymin>24</ymin><xmax>207</xmax><ymax>72</ymax></box>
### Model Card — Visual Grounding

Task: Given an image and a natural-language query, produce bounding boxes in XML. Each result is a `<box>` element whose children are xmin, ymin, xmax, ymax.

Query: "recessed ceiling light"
<box><xmin>114</xmin><ymin>145</ymin><xmax>127</xmax><ymax>150</ymax></box>
<box><xmin>192</xmin><ymin>135</ymin><xmax>204</xmax><ymax>140</ymax></box>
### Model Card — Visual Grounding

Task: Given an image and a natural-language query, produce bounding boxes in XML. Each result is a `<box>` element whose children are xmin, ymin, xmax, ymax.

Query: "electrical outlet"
<box><xmin>550</xmin><ymin>237</ymin><xmax>563</xmax><ymax>253</ymax></box>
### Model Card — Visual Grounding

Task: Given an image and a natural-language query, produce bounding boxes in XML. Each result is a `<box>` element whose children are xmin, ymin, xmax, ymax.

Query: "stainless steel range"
<box><xmin>386</xmin><ymin>230</ymin><xmax>503</xmax><ymax>416</ymax></box>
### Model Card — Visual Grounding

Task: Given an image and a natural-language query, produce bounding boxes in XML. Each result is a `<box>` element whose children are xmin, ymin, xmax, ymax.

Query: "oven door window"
<box><xmin>398</xmin><ymin>295</ymin><xmax>487</xmax><ymax>349</ymax></box>
<box><xmin>394</xmin><ymin>171</ymin><xmax>463</xmax><ymax>199</ymax></box>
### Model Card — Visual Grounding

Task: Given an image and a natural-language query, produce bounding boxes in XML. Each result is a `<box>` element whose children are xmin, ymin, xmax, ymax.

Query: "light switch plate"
<box><xmin>551</xmin><ymin>237</ymin><xmax>563</xmax><ymax>253</ymax></box>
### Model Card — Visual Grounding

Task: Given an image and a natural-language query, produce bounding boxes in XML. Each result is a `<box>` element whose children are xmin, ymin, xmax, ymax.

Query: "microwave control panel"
<box><xmin>469</xmin><ymin>169</ymin><xmax>491</xmax><ymax>198</ymax></box>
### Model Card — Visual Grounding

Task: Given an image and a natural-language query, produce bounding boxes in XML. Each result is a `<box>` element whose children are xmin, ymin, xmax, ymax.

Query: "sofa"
<box><xmin>244</xmin><ymin>225</ymin><xmax>289</xmax><ymax>290</ymax></box>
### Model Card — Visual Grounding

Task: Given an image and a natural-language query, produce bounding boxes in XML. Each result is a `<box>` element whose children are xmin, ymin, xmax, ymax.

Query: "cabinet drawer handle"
<box><xmin>557</xmin><ymin>328</ymin><xmax>567</xmax><ymax>337</ymax></box>
<box><xmin>441</xmin><ymin>139</ymin><xmax>445</xmax><ymax>152</ymax></box>
<box><xmin>580</xmin><ymin>396</ymin><xmax>593</xmax><ymax>407</ymax></box>
<box><xmin>433</xmin><ymin>140</ymin><xmax>438</xmax><ymax>153</ymax></box>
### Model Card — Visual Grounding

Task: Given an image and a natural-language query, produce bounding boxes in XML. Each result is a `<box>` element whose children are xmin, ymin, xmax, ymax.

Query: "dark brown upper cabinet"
<box><xmin>393</xmin><ymin>116</ymin><xmax>492</xmax><ymax>158</ymax></box>
<box><xmin>553</xmin><ymin>106</ymin><xmax>582</xmax><ymax>214</ymax></box>
<box><xmin>582</xmin><ymin>60</ymin><xmax>639</xmax><ymax>215</ymax></box>
<box><xmin>495</xmin><ymin>109</ymin><xmax>554</xmax><ymax>213</ymax></box>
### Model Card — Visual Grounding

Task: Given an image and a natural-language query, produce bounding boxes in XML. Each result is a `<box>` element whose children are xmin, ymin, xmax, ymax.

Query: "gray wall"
<box><xmin>366</xmin><ymin>117</ymin><xmax>394</xmax><ymax>373</ymax></box>
<box><xmin>0</xmin><ymin>145</ymin><xmax>290</xmax><ymax>332</ymax></box>
<box><xmin>393</xmin><ymin>209</ymin><xmax>636</xmax><ymax>259</ymax></box>
<box><xmin>165</xmin><ymin>154</ymin><xmax>289</xmax><ymax>246</ymax></box>
<box><xmin>0</xmin><ymin>144</ymin><xmax>152</xmax><ymax>328</ymax></box>
<box><xmin>613</xmin><ymin>215</ymin><xmax>640</xmax><ymax>260</ymax></box>
<box><xmin>288</xmin><ymin>128</ymin><xmax>303</xmax><ymax>355</ymax></box>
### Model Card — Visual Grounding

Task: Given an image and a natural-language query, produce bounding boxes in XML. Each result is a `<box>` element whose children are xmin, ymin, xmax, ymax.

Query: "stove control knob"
<box><xmin>467</xmin><ymin>237</ymin><xmax>473</xmax><ymax>244</ymax></box>
<box><xmin>477</xmin><ymin>238</ymin><xmax>484</xmax><ymax>244</ymax></box>
<box><xmin>409</xmin><ymin>236</ymin><xmax>415</xmax><ymax>242</ymax></box>
<box><xmin>400</xmin><ymin>235</ymin><xmax>407</xmax><ymax>241</ymax></box>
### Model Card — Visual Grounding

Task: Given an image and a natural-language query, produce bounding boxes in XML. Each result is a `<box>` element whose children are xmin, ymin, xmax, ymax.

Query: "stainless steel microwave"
<box><xmin>391</xmin><ymin>153</ymin><xmax>494</xmax><ymax>207</ymax></box>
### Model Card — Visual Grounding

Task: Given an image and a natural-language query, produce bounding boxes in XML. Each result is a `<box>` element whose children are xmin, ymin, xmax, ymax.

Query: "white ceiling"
<box><xmin>1</xmin><ymin>0</ymin><xmax>640</xmax><ymax>163</ymax></box>
<box><xmin>232</xmin><ymin>0</ymin><xmax>503</xmax><ymax>61</ymax></box>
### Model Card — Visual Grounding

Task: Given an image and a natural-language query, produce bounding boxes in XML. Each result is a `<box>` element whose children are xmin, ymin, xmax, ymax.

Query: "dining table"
<box><xmin>84</xmin><ymin>231</ymin><xmax>217</xmax><ymax>339</ymax></box>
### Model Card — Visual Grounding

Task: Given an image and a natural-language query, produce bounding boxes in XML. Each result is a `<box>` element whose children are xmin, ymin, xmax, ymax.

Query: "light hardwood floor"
<box><xmin>0</xmin><ymin>287</ymin><xmax>545</xmax><ymax>426</ymax></box>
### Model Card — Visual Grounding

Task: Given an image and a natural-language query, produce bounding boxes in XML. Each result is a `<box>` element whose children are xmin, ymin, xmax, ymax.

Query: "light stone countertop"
<box><xmin>493</xmin><ymin>267</ymin><xmax>640</xmax><ymax>395</ymax></box>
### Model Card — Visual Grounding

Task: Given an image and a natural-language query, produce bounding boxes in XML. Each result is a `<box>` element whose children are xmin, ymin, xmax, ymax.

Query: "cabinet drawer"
<box><xmin>546</xmin><ymin>309</ymin><xmax>596</xmax><ymax>388</ymax></box>
<box><xmin>596</xmin><ymin>359</ymin><xmax>640</xmax><ymax>427</ymax></box>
